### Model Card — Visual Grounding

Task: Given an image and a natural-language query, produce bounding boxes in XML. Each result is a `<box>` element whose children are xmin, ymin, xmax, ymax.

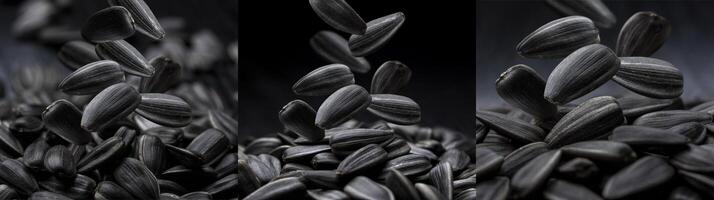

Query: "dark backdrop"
<box><xmin>239</xmin><ymin>1</ymin><xmax>476</xmax><ymax>136</ymax></box>
<box><xmin>477</xmin><ymin>0</ymin><xmax>714</xmax><ymax>109</ymax></box>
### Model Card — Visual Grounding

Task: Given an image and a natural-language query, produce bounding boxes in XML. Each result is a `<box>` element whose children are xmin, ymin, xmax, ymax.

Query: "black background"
<box><xmin>239</xmin><ymin>1</ymin><xmax>477</xmax><ymax>136</ymax></box>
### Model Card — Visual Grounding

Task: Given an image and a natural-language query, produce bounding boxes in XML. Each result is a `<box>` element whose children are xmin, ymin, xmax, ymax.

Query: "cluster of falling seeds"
<box><xmin>235</xmin><ymin>0</ymin><xmax>476</xmax><ymax>200</ymax></box>
<box><xmin>0</xmin><ymin>0</ymin><xmax>240</xmax><ymax>199</ymax></box>
<box><xmin>476</xmin><ymin>1</ymin><xmax>714</xmax><ymax>200</ymax></box>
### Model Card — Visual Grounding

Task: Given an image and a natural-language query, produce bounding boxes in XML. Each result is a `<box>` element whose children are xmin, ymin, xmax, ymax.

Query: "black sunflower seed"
<box><xmin>476</xmin><ymin>110</ymin><xmax>545</xmax><ymax>144</ymax></box>
<box><xmin>81</xmin><ymin>83</ymin><xmax>140</xmax><ymax>131</ymax></box>
<box><xmin>633</xmin><ymin>110</ymin><xmax>712</xmax><ymax>129</ymax></box>
<box><xmin>283</xmin><ymin>145</ymin><xmax>331</xmax><ymax>163</ymax></box>
<box><xmin>602</xmin><ymin>156</ymin><xmax>675</xmax><ymax>199</ymax></box>
<box><xmin>610</xmin><ymin>125</ymin><xmax>688</xmax><ymax>146</ymax></box>
<box><xmin>329</xmin><ymin>128</ymin><xmax>393</xmax><ymax>155</ymax></box>
<box><xmin>113</xmin><ymin>158</ymin><xmax>160</xmax><ymax>200</ymax></box>
<box><xmin>77</xmin><ymin>137</ymin><xmax>125</xmax><ymax>173</ymax></box>
<box><xmin>385</xmin><ymin>169</ymin><xmax>421</xmax><ymax>200</ymax></box>
<box><xmin>0</xmin><ymin>184</ymin><xmax>18</xmax><ymax>200</ymax></box>
<box><xmin>670</xmin><ymin>144</ymin><xmax>714</xmax><ymax>174</ymax></box>
<box><xmin>613</xmin><ymin>57</ymin><xmax>683</xmax><ymax>99</ymax></box>
<box><xmin>44</xmin><ymin>145</ymin><xmax>76</xmax><ymax>179</ymax></box>
<box><xmin>371</xmin><ymin>61</ymin><xmax>411</xmax><ymax>94</ymax></box>
<box><xmin>561</xmin><ymin>140</ymin><xmax>636</xmax><ymax>163</ymax></box>
<box><xmin>307</xmin><ymin>189</ymin><xmax>350</xmax><ymax>200</ymax></box>
<box><xmin>616</xmin><ymin>11</ymin><xmax>671</xmax><ymax>57</ymax></box>
<box><xmin>0</xmin><ymin>125</ymin><xmax>24</xmax><ymax>157</ymax></box>
<box><xmin>343</xmin><ymin>176</ymin><xmax>395</xmax><ymax>200</ymax></box>
<box><xmin>22</xmin><ymin>137</ymin><xmax>49</xmax><ymax>169</ymax></box>
<box><xmin>316</xmin><ymin>85</ymin><xmax>371</xmax><ymax>129</ymax></box>
<box><xmin>349</xmin><ymin>12</ymin><xmax>405</xmax><ymax>57</ymax></box>
<box><xmin>0</xmin><ymin>159</ymin><xmax>38</xmax><ymax>195</ymax></box>
<box><xmin>133</xmin><ymin>135</ymin><xmax>165</xmax><ymax>174</ymax></box>
<box><xmin>243</xmin><ymin>177</ymin><xmax>306</xmax><ymax>200</ymax></box>
<box><xmin>94</xmin><ymin>181</ymin><xmax>134</xmax><ymax>200</ymax></box>
<box><xmin>312</xmin><ymin>152</ymin><xmax>340</xmax><ymax>169</ymax></box>
<box><xmin>292</xmin><ymin>64</ymin><xmax>355</xmax><ymax>97</ymax></box>
<box><xmin>96</xmin><ymin>40</ymin><xmax>155</xmax><ymax>77</ymax></box>
<box><xmin>500</xmin><ymin>142</ymin><xmax>548</xmax><ymax>176</ymax></box>
<box><xmin>542</xmin><ymin>179</ymin><xmax>602</xmax><ymax>200</ymax></box>
<box><xmin>236</xmin><ymin>159</ymin><xmax>261</xmax><ymax>196</ymax></box>
<box><xmin>29</xmin><ymin>191</ymin><xmax>72</xmax><ymax>200</ymax></box>
<box><xmin>203</xmin><ymin>174</ymin><xmax>238</xmax><ymax>199</ymax></box>
<box><xmin>279</xmin><ymin>100</ymin><xmax>324</xmax><ymax>142</ymax></box>
<box><xmin>428</xmin><ymin>162</ymin><xmax>452</xmax><ymax>200</ymax></box>
<box><xmin>140</xmin><ymin>56</ymin><xmax>182</xmax><ymax>93</ymax></box>
<box><xmin>301</xmin><ymin>170</ymin><xmax>341</xmax><ymax>189</ymax></box>
<box><xmin>57</xmin><ymin>41</ymin><xmax>101</xmax><ymax>70</ymax></box>
<box><xmin>496</xmin><ymin>64</ymin><xmax>558</xmax><ymax>119</ymax></box>
<box><xmin>144</xmin><ymin>127</ymin><xmax>183</xmax><ymax>145</ymax></box>
<box><xmin>207</xmin><ymin>110</ymin><xmax>239</xmax><ymax>146</ymax></box>
<box><xmin>668</xmin><ymin>122</ymin><xmax>707</xmax><ymax>144</ymax></box>
<box><xmin>135</xmin><ymin>93</ymin><xmax>192</xmax><ymax>127</ymax></box>
<box><xmin>180</xmin><ymin>191</ymin><xmax>212</xmax><ymax>200</ymax></box>
<box><xmin>309</xmin><ymin>30</ymin><xmax>371</xmax><ymax>73</ymax></box>
<box><xmin>516</xmin><ymin>16</ymin><xmax>600</xmax><ymax>58</ymax></box>
<box><xmin>308</xmin><ymin>0</ymin><xmax>366</xmax><ymax>35</ymax></box>
<box><xmin>81</xmin><ymin>6</ymin><xmax>135</xmax><ymax>43</ymax></box>
<box><xmin>336</xmin><ymin>144</ymin><xmax>387</xmax><ymax>176</ymax></box>
<box><xmin>511</xmin><ymin>150</ymin><xmax>562</xmax><ymax>199</ymax></box>
<box><xmin>545</xmin><ymin>0</ymin><xmax>616</xmax><ymax>28</ymax></box>
<box><xmin>39</xmin><ymin>174</ymin><xmax>96</xmax><ymax>199</ymax></box>
<box><xmin>545</xmin><ymin>96</ymin><xmax>624</xmax><ymax>148</ymax></box>
<box><xmin>382</xmin><ymin>154</ymin><xmax>432</xmax><ymax>179</ymax></box>
<box><xmin>475</xmin><ymin>148</ymin><xmax>503</xmax><ymax>179</ymax></box>
<box><xmin>474</xmin><ymin>177</ymin><xmax>509</xmax><ymax>200</ymax></box>
<box><xmin>186</xmin><ymin>128</ymin><xmax>229</xmax><ymax>164</ymax></box>
<box><xmin>42</xmin><ymin>100</ymin><xmax>91</xmax><ymax>145</ymax></box>
<box><xmin>544</xmin><ymin>45</ymin><xmax>620</xmax><ymax>105</ymax></box>
<box><xmin>108</xmin><ymin>0</ymin><xmax>166</xmax><ymax>40</ymax></box>
<box><xmin>438</xmin><ymin>149</ymin><xmax>470</xmax><ymax>172</ymax></box>
<box><xmin>367</xmin><ymin>94</ymin><xmax>421</xmax><ymax>125</ymax></box>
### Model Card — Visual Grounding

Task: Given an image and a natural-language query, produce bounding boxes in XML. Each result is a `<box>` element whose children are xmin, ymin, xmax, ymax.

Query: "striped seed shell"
<box><xmin>81</xmin><ymin>6</ymin><xmax>135</xmax><ymax>43</ymax></box>
<box><xmin>545</xmin><ymin>0</ymin><xmax>616</xmax><ymax>28</ymax></box>
<box><xmin>38</xmin><ymin>174</ymin><xmax>96</xmax><ymax>199</ymax></box>
<box><xmin>349</xmin><ymin>12</ymin><xmax>405</xmax><ymax>57</ymax></box>
<box><xmin>309</xmin><ymin>30</ymin><xmax>371</xmax><ymax>73</ymax></box>
<box><xmin>544</xmin><ymin>44</ymin><xmax>620</xmax><ymax>104</ymax></box>
<box><xmin>144</xmin><ymin>127</ymin><xmax>183</xmax><ymax>145</ymax></box>
<box><xmin>164</xmin><ymin>145</ymin><xmax>202</xmax><ymax>168</ymax></box>
<box><xmin>545</xmin><ymin>96</ymin><xmax>624</xmax><ymax>147</ymax></box>
<box><xmin>135</xmin><ymin>93</ymin><xmax>192</xmax><ymax>127</ymax></box>
<box><xmin>610</xmin><ymin>125</ymin><xmax>688</xmax><ymax>146</ymax></box>
<box><xmin>382</xmin><ymin>137</ymin><xmax>411</xmax><ymax>159</ymax></box>
<box><xmin>186</xmin><ymin>128</ymin><xmax>229</xmax><ymax>164</ymax></box>
<box><xmin>613</xmin><ymin>57</ymin><xmax>682</xmax><ymax>98</ymax></box>
<box><xmin>293</xmin><ymin>64</ymin><xmax>355</xmax><ymax>96</ymax></box>
<box><xmin>301</xmin><ymin>170</ymin><xmax>341</xmax><ymax>189</ymax></box>
<box><xmin>633</xmin><ymin>110</ymin><xmax>712</xmax><ymax>129</ymax></box>
<box><xmin>42</xmin><ymin>100</ymin><xmax>91</xmax><ymax>144</ymax></box>
<box><xmin>158</xmin><ymin>179</ymin><xmax>188</xmax><ymax>196</ymax></box>
<box><xmin>602</xmin><ymin>156</ymin><xmax>675</xmax><ymax>199</ymax></box>
<box><xmin>0</xmin><ymin>159</ymin><xmax>38</xmax><ymax>195</ymax></box>
<box><xmin>476</xmin><ymin>148</ymin><xmax>503</xmax><ymax>179</ymax></box>
<box><xmin>307</xmin><ymin>190</ymin><xmax>350</xmax><ymax>200</ymax></box>
<box><xmin>44</xmin><ymin>145</ymin><xmax>76</xmax><ymax>179</ymax></box>
<box><xmin>57</xmin><ymin>41</ymin><xmax>100</xmax><ymax>70</ymax></box>
<box><xmin>243</xmin><ymin>177</ymin><xmax>306</xmax><ymax>200</ymax></box>
<box><xmin>279</xmin><ymin>100</ymin><xmax>324</xmax><ymax>142</ymax></box>
<box><xmin>77</xmin><ymin>137</ymin><xmax>125</xmax><ymax>173</ymax></box>
<box><xmin>23</xmin><ymin>138</ymin><xmax>50</xmax><ymax>169</ymax></box>
<box><xmin>96</xmin><ymin>40</ymin><xmax>154</xmax><ymax>77</ymax></box>
<box><xmin>496</xmin><ymin>64</ymin><xmax>557</xmax><ymax>119</ymax></box>
<box><xmin>308</xmin><ymin>0</ymin><xmax>366</xmax><ymax>35</ymax></box>
<box><xmin>438</xmin><ymin>149</ymin><xmax>470</xmax><ymax>172</ymax></box>
<box><xmin>476</xmin><ymin>110</ymin><xmax>545</xmax><ymax>144</ymax></box>
<box><xmin>113</xmin><ymin>158</ymin><xmax>159</xmax><ymax>200</ymax></box>
<box><xmin>371</xmin><ymin>60</ymin><xmax>411</xmax><ymax>94</ymax></box>
<box><xmin>336</xmin><ymin>144</ymin><xmax>388</xmax><ymax>176</ymax></box>
<box><xmin>511</xmin><ymin>150</ymin><xmax>562</xmax><ymax>198</ymax></box>
<box><xmin>95</xmin><ymin>181</ymin><xmax>134</xmax><ymax>200</ymax></box>
<box><xmin>616</xmin><ymin>11</ymin><xmax>671</xmax><ymax>57</ymax></box>
<box><xmin>500</xmin><ymin>142</ymin><xmax>548</xmax><ymax>176</ymax></box>
<box><xmin>616</xmin><ymin>95</ymin><xmax>681</xmax><ymax>118</ymax></box>
<box><xmin>58</xmin><ymin>60</ymin><xmax>125</xmax><ymax>95</ymax></box>
<box><xmin>367</xmin><ymin>94</ymin><xmax>420</xmax><ymax>125</ymax></box>
<box><xmin>30</xmin><ymin>191</ymin><xmax>72</xmax><ymax>200</ymax></box>
<box><xmin>543</xmin><ymin>179</ymin><xmax>602</xmax><ymax>200</ymax></box>
<box><xmin>383</xmin><ymin>154</ymin><xmax>432</xmax><ymax>178</ymax></box>
<box><xmin>344</xmin><ymin>176</ymin><xmax>395</xmax><ymax>200</ymax></box>
<box><xmin>329</xmin><ymin>128</ymin><xmax>393</xmax><ymax>155</ymax></box>
<box><xmin>315</xmin><ymin>85</ymin><xmax>370</xmax><ymax>129</ymax></box>
<box><xmin>133</xmin><ymin>135</ymin><xmax>165</xmax><ymax>174</ymax></box>
<box><xmin>140</xmin><ymin>56</ymin><xmax>182</xmax><ymax>93</ymax></box>
<box><xmin>561</xmin><ymin>140</ymin><xmax>636</xmax><ymax>163</ymax></box>
<box><xmin>108</xmin><ymin>0</ymin><xmax>166</xmax><ymax>40</ymax></box>
<box><xmin>415</xmin><ymin>183</ymin><xmax>448</xmax><ymax>200</ymax></box>
<box><xmin>0</xmin><ymin>126</ymin><xmax>23</xmax><ymax>157</ymax></box>
<box><xmin>81</xmin><ymin>83</ymin><xmax>140</xmax><ymax>131</ymax></box>
<box><xmin>283</xmin><ymin>145</ymin><xmax>331</xmax><ymax>163</ymax></box>
<box><xmin>385</xmin><ymin>169</ymin><xmax>421</xmax><ymax>200</ymax></box>
<box><xmin>312</xmin><ymin>152</ymin><xmax>340</xmax><ymax>169</ymax></box>
<box><xmin>670</xmin><ymin>144</ymin><xmax>714</xmax><ymax>174</ymax></box>
<box><xmin>516</xmin><ymin>16</ymin><xmax>600</xmax><ymax>58</ymax></box>
<box><xmin>428</xmin><ymin>162</ymin><xmax>452</xmax><ymax>200</ymax></box>
<box><xmin>203</xmin><ymin>174</ymin><xmax>238</xmax><ymax>199</ymax></box>
<box><xmin>236</xmin><ymin>159</ymin><xmax>261</xmax><ymax>196</ymax></box>
<box><xmin>180</xmin><ymin>191</ymin><xmax>212</xmax><ymax>200</ymax></box>
<box><xmin>669</xmin><ymin>122</ymin><xmax>707</xmax><ymax>144</ymax></box>
<box><xmin>474</xmin><ymin>177</ymin><xmax>509</xmax><ymax>200</ymax></box>
<box><xmin>207</xmin><ymin>110</ymin><xmax>238</xmax><ymax>146</ymax></box>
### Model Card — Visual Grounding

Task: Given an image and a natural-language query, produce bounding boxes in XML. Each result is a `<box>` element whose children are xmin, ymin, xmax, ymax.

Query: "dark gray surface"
<box><xmin>477</xmin><ymin>0</ymin><xmax>714</xmax><ymax>109</ymax></box>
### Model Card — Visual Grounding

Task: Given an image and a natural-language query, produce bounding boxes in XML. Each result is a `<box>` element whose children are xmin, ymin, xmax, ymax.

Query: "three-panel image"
<box><xmin>0</xmin><ymin>0</ymin><xmax>709</xmax><ymax>199</ymax></box>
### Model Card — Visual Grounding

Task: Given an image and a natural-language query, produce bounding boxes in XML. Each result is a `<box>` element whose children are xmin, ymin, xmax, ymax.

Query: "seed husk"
<box><xmin>279</xmin><ymin>100</ymin><xmax>324</xmax><ymax>142</ymax></box>
<box><xmin>140</xmin><ymin>56</ymin><xmax>182</xmax><ymax>93</ymax></box>
<box><xmin>186</xmin><ymin>128</ymin><xmax>229</xmax><ymax>164</ymax></box>
<box><xmin>293</xmin><ymin>64</ymin><xmax>356</xmax><ymax>97</ymax></box>
<box><xmin>428</xmin><ymin>162</ymin><xmax>452</xmax><ymax>200</ymax></box>
<box><xmin>133</xmin><ymin>135</ymin><xmax>165</xmax><ymax>174</ymax></box>
<box><xmin>496</xmin><ymin>64</ymin><xmax>557</xmax><ymax>119</ymax></box>
<box><xmin>81</xmin><ymin>83</ymin><xmax>140</xmax><ymax>131</ymax></box>
<box><xmin>135</xmin><ymin>93</ymin><xmax>192</xmax><ymax>127</ymax></box>
<box><xmin>108</xmin><ymin>0</ymin><xmax>166</xmax><ymax>40</ymax></box>
<box><xmin>307</xmin><ymin>189</ymin><xmax>350</xmax><ymax>200</ymax></box>
<box><xmin>39</xmin><ymin>174</ymin><xmax>96</xmax><ymax>199</ymax></box>
<box><xmin>336</xmin><ymin>144</ymin><xmax>388</xmax><ymax>176</ymax></box>
<box><xmin>349</xmin><ymin>12</ymin><xmax>405</xmax><ymax>57</ymax></box>
<box><xmin>344</xmin><ymin>176</ymin><xmax>395</xmax><ymax>200</ymax></box>
<box><xmin>381</xmin><ymin>154</ymin><xmax>432</xmax><ymax>179</ymax></box>
<box><xmin>329</xmin><ymin>128</ymin><xmax>393</xmax><ymax>155</ymax></box>
<box><xmin>283</xmin><ymin>145</ymin><xmax>331</xmax><ymax>163</ymax></box>
<box><xmin>610</xmin><ymin>125</ymin><xmax>689</xmax><ymax>146</ymax></box>
<box><xmin>312</xmin><ymin>152</ymin><xmax>340</xmax><ymax>169</ymax></box>
<box><xmin>476</xmin><ymin>110</ymin><xmax>545</xmax><ymax>144</ymax></box>
<box><xmin>144</xmin><ymin>126</ymin><xmax>183</xmax><ymax>145</ymax></box>
<box><xmin>57</xmin><ymin>41</ymin><xmax>100</xmax><ymax>70</ymax></box>
<box><xmin>616</xmin><ymin>11</ymin><xmax>671</xmax><ymax>57</ymax></box>
<box><xmin>561</xmin><ymin>140</ymin><xmax>636</xmax><ymax>163</ymax></box>
<box><xmin>616</xmin><ymin>95</ymin><xmax>681</xmax><ymax>119</ymax></box>
<box><xmin>542</xmin><ymin>179</ymin><xmax>602</xmax><ymax>200</ymax></box>
<box><xmin>438</xmin><ymin>149</ymin><xmax>470</xmax><ymax>172</ymax></box>
<box><xmin>557</xmin><ymin>158</ymin><xmax>599</xmax><ymax>180</ymax></box>
<box><xmin>243</xmin><ymin>177</ymin><xmax>306</xmax><ymax>200</ymax></box>
<box><xmin>301</xmin><ymin>170</ymin><xmax>341</xmax><ymax>189</ymax></box>
<box><xmin>602</xmin><ymin>156</ymin><xmax>674</xmax><ymax>199</ymax></box>
<box><xmin>44</xmin><ymin>145</ymin><xmax>76</xmax><ymax>179</ymax></box>
<box><xmin>113</xmin><ymin>158</ymin><xmax>160</xmax><ymax>200</ymax></box>
<box><xmin>474</xmin><ymin>177</ymin><xmax>509</xmax><ymax>200</ymax></box>
<box><xmin>96</xmin><ymin>40</ymin><xmax>155</xmax><ymax>77</ymax></box>
<box><xmin>670</xmin><ymin>144</ymin><xmax>714</xmax><ymax>174</ymax></box>
<box><xmin>308</xmin><ymin>0</ymin><xmax>366</xmax><ymax>35</ymax></box>
<box><xmin>613</xmin><ymin>57</ymin><xmax>683</xmax><ymax>99</ymax></box>
<box><xmin>500</xmin><ymin>142</ymin><xmax>548</xmax><ymax>176</ymax></box>
<box><xmin>367</xmin><ymin>94</ymin><xmax>420</xmax><ymax>125</ymax></box>
<box><xmin>41</xmin><ymin>100</ymin><xmax>88</xmax><ymax>145</ymax></box>
<box><xmin>385</xmin><ymin>169</ymin><xmax>421</xmax><ymax>200</ymax></box>
<box><xmin>23</xmin><ymin>137</ymin><xmax>50</xmax><ymax>169</ymax></box>
<box><xmin>0</xmin><ymin>159</ymin><xmax>37</xmax><ymax>195</ymax></box>
<box><xmin>0</xmin><ymin>125</ymin><xmax>24</xmax><ymax>157</ymax></box>
<box><xmin>236</xmin><ymin>159</ymin><xmax>261</xmax><ymax>196</ymax></box>
<box><xmin>517</xmin><ymin>16</ymin><xmax>600</xmax><ymax>59</ymax></box>
<box><xmin>545</xmin><ymin>0</ymin><xmax>616</xmax><ymax>28</ymax></box>
<box><xmin>632</xmin><ymin>110</ymin><xmax>712</xmax><ymax>129</ymax></box>
<box><xmin>678</xmin><ymin>170</ymin><xmax>714</xmax><ymax>198</ymax></box>
<box><xmin>669</xmin><ymin>122</ymin><xmax>707</xmax><ymax>144</ymax></box>
<box><xmin>309</xmin><ymin>30</ymin><xmax>371</xmax><ymax>73</ymax></box>
<box><xmin>81</xmin><ymin>6</ymin><xmax>135</xmax><ymax>43</ymax></box>
<box><xmin>545</xmin><ymin>96</ymin><xmax>624</xmax><ymax>147</ymax></box>
<box><xmin>77</xmin><ymin>137</ymin><xmax>125</xmax><ymax>173</ymax></box>
<box><xmin>414</xmin><ymin>183</ymin><xmax>448</xmax><ymax>200</ymax></box>
<box><xmin>58</xmin><ymin>60</ymin><xmax>125</xmax><ymax>95</ymax></box>
<box><xmin>475</xmin><ymin>148</ymin><xmax>503</xmax><ymax>179</ymax></box>
<box><xmin>382</xmin><ymin>137</ymin><xmax>411</xmax><ymax>159</ymax></box>
<box><xmin>511</xmin><ymin>150</ymin><xmax>562</xmax><ymax>199</ymax></box>
<box><xmin>371</xmin><ymin>61</ymin><xmax>411</xmax><ymax>94</ymax></box>
<box><xmin>203</xmin><ymin>174</ymin><xmax>238</xmax><ymax>199</ymax></box>
<box><xmin>29</xmin><ymin>191</ymin><xmax>72</xmax><ymax>200</ymax></box>
<box><xmin>544</xmin><ymin>45</ymin><xmax>620</xmax><ymax>104</ymax></box>
<box><xmin>95</xmin><ymin>181</ymin><xmax>134</xmax><ymax>200</ymax></box>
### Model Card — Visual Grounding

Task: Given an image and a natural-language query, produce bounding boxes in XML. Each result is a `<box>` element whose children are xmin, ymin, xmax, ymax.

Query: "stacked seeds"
<box><xmin>477</xmin><ymin>4</ymin><xmax>714</xmax><ymax>199</ymax></box>
<box><xmin>237</xmin><ymin>0</ymin><xmax>475</xmax><ymax>200</ymax></box>
<box><xmin>0</xmin><ymin>0</ymin><xmax>240</xmax><ymax>199</ymax></box>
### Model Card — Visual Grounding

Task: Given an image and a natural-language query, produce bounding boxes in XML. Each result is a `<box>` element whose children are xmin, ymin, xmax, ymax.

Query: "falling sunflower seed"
<box><xmin>367</xmin><ymin>94</ymin><xmax>421</xmax><ymax>125</ymax></box>
<box><xmin>616</xmin><ymin>11</ymin><xmax>671</xmax><ymax>57</ymax></box>
<box><xmin>96</xmin><ymin>40</ymin><xmax>155</xmax><ymax>77</ymax></box>
<box><xmin>349</xmin><ymin>12</ymin><xmax>405</xmax><ymax>57</ymax></box>
<box><xmin>315</xmin><ymin>85</ymin><xmax>371</xmax><ymax>129</ymax></box>
<box><xmin>81</xmin><ymin>83</ymin><xmax>140</xmax><ymax>131</ymax></box>
<box><xmin>516</xmin><ymin>16</ymin><xmax>600</xmax><ymax>58</ymax></box>
<box><xmin>544</xmin><ymin>45</ymin><xmax>620</xmax><ymax>104</ymax></box>
<box><xmin>613</xmin><ymin>57</ymin><xmax>683</xmax><ymax>99</ymax></box>
<box><xmin>57</xmin><ymin>60</ymin><xmax>125</xmax><ymax>95</ymax></box>
<box><xmin>310</xmin><ymin>30</ymin><xmax>371</xmax><ymax>73</ymax></box>
<box><xmin>308</xmin><ymin>0</ymin><xmax>366</xmax><ymax>35</ymax></box>
<box><xmin>108</xmin><ymin>0</ymin><xmax>166</xmax><ymax>40</ymax></box>
<box><xmin>81</xmin><ymin>6</ymin><xmax>135</xmax><ymax>43</ymax></box>
<box><xmin>545</xmin><ymin>0</ymin><xmax>616</xmax><ymax>28</ymax></box>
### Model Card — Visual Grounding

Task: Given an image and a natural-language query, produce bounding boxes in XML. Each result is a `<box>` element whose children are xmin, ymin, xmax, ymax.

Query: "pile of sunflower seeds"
<box><xmin>477</xmin><ymin>2</ymin><xmax>714</xmax><ymax>199</ymax></box>
<box><xmin>235</xmin><ymin>0</ymin><xmax>475</xmax><ymax>200</ymax></box>
<box><xmin>0</xmin><ymin>0</ymin><xmax>240</xmax><ymax>199</ymax></box>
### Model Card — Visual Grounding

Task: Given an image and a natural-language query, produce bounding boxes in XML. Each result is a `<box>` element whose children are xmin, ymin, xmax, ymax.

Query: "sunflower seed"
<box><xmin>42</xmin><ymin>101</ymin><xmax>87</xmax><ymax>145</ymax></box>
<box><xmin>545</xmin><ymin>0</ymin><xmax>616</xmax><ymax>28</ymax></box>
<box><xmin>500</xmin><ymin>142</ymin><xmax>548</xmax><ymax>176</ymax></box>
<box><xmin>349</xmin><ymin>12</ymin><xmax>405</xmax><ymax>57</ymax></box>
<box><xmin>81</xmin><ymin>83</ymin><xmax>140</xmax><ymax>131</ymax></box>
<box><xmin>310</xmin><ymin>32</ymin><xmax>370</xmax><ymax>74</ymax></box>
<box><xmin>371</xmin><ymin>61</ymin><xmax>411</xmax><ymax>94</ymax></box>
<box><xmin>160</xmin><ymin>193</ymin><xmax>182</xmax><ymax>200</ymax></box>
<box><xmin>542</xmin><ymin>179</ymin><xmax>602</xmax><ymax>200</ymax></box>
<box><xmin>113</xmin><ymin>158</ymin><xmax>160</xmax><ymax>200</ymax></box>
<box><xmin>245</xmin><ymin>137</ymin><xmax>282</xmax><ymax>155</ymax></box>
<box><xmin>476</xmin><ymin>110</ymin><xmax>545</xmax><ymax>144</ymax></box>
<box><xmin>633</xmin><ymin>110</ymin><xmax>712</xmax><ymax>129</ymax></box>
<box><xmin>474</xmin><ymin>177</ymin><xmax>509</xmax><ymax>200</ymax></box>
<box><xmin>613</xmin><ymin>57</ymin><xmax>683</xmax><ymax>98</ymax></box>
<box><xmin>158</xmin><ymin>179</ymin><xmax>188</xmax><ymax>196</ymax></box>
<box><xmin>329</xmin><ymin>128</ymin><xmax>393</xmax><ymax>155</ymax></box>
<box><xmin>475</xmin><ymin>148</ymin><xmax>503</xmax><ymax>179</ymax></box>
<box><xmin>164</xmin><ymin>145</ymin><xmax>201</xmax><ymax>168</ymax></box>
<box><xmin>108</xmin><ymin>0</ymin><xmax>165</xmax><ymax>40</ymax></box>
<box><xmin>496</xmin><ymin>64</ymin><xmax>557</xmax><ymax>119</ymax></box>
<box><xmin>557</xmin><ymin>157</ymin><xmax>599</xmax><ymax>180</ymax></box>
<box><xmin>57</xmin><ymin>41</ymin><xmax>101</xmax><ymax>70</ymax></box>
<box><xmin>135</xmin><ymin>93</ymin><xmax>192</xmax><ymax>127</ymax></box>
<box><xmin>385</xmin><ymin>169</ymin><xmax>421</xmax><ymax>200</ymax></box>
<box><xmin>243</xmin><ymin>177</ymin><xmax>306</xmax><ymax>200</ymax></box>
<box><xmin>140</xmin><ymin>56</ymin><xmax>182</xmax><ymax>93</ymax></box>
<box><xmin>279</xmin><ymin>100</ymin><xmax>324</xmax><ymax>142</ymax></box>
<box><xmin>203</xmin><ymin>174</ymin><xmax>238</xmax><ymax>199</ymax></box>
<box><xmin>0</xmin><ymin>185</ymin><xmax>18</xmax><ymax>200</ymax></box>
<box><xmin>180</xmin><ymin>191</ymin><xmax>212</xmax><ymax>200</ymax></box>
<box><xmin>415</xmin><ymin>139</ymin><xmax>445</xmax><ymax>155</ymax></box>
<box><xmin>453</xmin><ymin>178</ymin><xmax>475</xmax><ymax>195</ymax></box>
<box><xmin>678</xmin><ymin>170</ymin><xmax>714</xmax><ymax>198</ymax></box>
<box><xmin>428</xmin><ymin>162</ymin><xmax>452</xmax><ymax>200</ymax></box>
<box><xmin>670</xmin><ymin>144</ymin><xmax>714</xmax><ymax>174</ymax></box>
<box><xmin>44</xmin><ymin>145</ymin><xmax>76</xmax><ymax>179</ymax></box>
<box><xmin>0</xmin><ymin>159</ymin><xmax>38</xmax><ymax>195</ymax></box>
<box><xmin>96</xmin><ymin>40</ymin><xmax>155</xmax><ymax>77</ymax></box>
<box><xmin>313</xmin><ymin>152</ymin><xmax>340</xmax><ymax>169</ymax></box>
<box><xmin>133</xmin><ymin>135</ymin><xmax>165</xmax><ymax>174</ymax></box>
<box><xmin>293</xmin><ymin>64</ymin><xmax>355</xmax><ymax>97</ymax></box>
<box><xmin>301</xmin><ymin>170</ymin><xmax>341</xmax><ymax>189</ymax></box>
<box><xmin>382</xmin><ymin>154</ymin><xmax>432</xmax><ymax>179</ymax></box>
<box><xmin>438</xmin><ymin>150</ymin><xmax>470</xmax><ymax>173</ymax></box>
<box><xmin>336</xmin><ymin>144</ymin><xmax>387</xmax><ymax>176</ymax></box>
<box><xmin>77</xmin><ymin>137</ymin><xmax>125</xmax><ymax>173</ymax></box>
<box><xmin>611</xmin><ymin>125</ymin><xmax>689</xmax><ymax>146</ymax></box>
<box><xmin>367</xmin><ymin>94</ymin><xmax>421</xmax><ymax>125</ymax></box>
<box><xmin>561</xmin><ymin>140</ymin><xmax>636</xmax><ymax>163</ymax></box>
<box><xmin>40</xmin><ymin>174</ymin><xmax>96</xmax><ymax>199</ymax></box>
<box><xmin>12</xmin><ymin>0</ymin><xmax>54</xmax><ymax>37</ymax></box>
<box><xmin>511</xmin><ymin>150</ymin><xmax>562</xmax><ymax>198</ymax></box>
<box><xmin>544</xmin><ymin>45</ymin><xmax>620</xmax><ymax>104</ymax></box>
<box><xmin>517</xmin><ymin>16</ymin><xmax>600</xmax><ymax>59</ymax></box>
<box><xmin>22</xmin><ymin>138</ymin><xmax>49</xmax><ymax>171</ymax></box>
<box><xmin>669</xmin><ymin>122</ymin><xmax>707</xmax><ymax>144</ymax></box>
<box><xmin>144</xmin><ymin>127</ymin><xmax>183</xmax><ymax>145</ymax></box>
<box><xmin>545</xmin><ymin>96</ymin><xmax>624</xmax><ymax>147</ymax></box>
<box><xmin>413</xmin><ymin>183</ymin><xmax>447</xmax><ymax>200</ymax></box>
<box><xmin>58</xmin><ymin>60</ymin><xmax>125</xmax><ymax>95</ymax></box>
<box><xmin>29</xmin><ymin>191</ymin><xmax>72</xmax><ymax>200</ymax></box>
<box><xmin>344</xmin><ymin>176</ymin><xmax>395</xmax><ymax>200</ymax></box>
<box><xmin>616</xmin><ymin>95</ymin><xmax>681</xmax><ymax>119</ymax></box>
<box><xmin>307</xmin><ymin>189</ymin><xmax>350</xmax><ymax>200</ymax></box>
<box><xmin>381</xmin><ymin>137</ymin><xmax>410</xmax><ymax>159</ymax></box>
<box><xmin>186</xmin><ymin>128</ymin><xmax>229</xmax><ymax>164</ymax></box>
<box><xmin>207</xmin><ymin>110</ymin><xmax>239</xmax><ymax>146</ymax></box>
<box><xmin>283</xmin><ymin>145</ymin><xmax>331</xmax><ymax>163</ymax></box>
<box><xmin>236</xmin><ymin>159</ymin><xmax>261</xmax><ymax>196</ymax></box>
<box><xmin>95</xmin><ymin>181</ymin><xmax>134</xmax><ymax>200</ymax></box>
<box><xmin>602</xmin><ymin>156</ymin><xmax>674</xmax><ymax>199</ymax></box>
<box><xmin>309</xmin><ymin>0</ymin><xmax>365</xmax><ymax>35</ymax></box>
<box><xmin>0</xmin><ymin>125</ymin><xmax>24</xmax><ymax>157</ymax></box>
<box><xmin>81</xmin><ymin>6</ymin><xmax>135</xmax><ymax>43</ymax></box>
<box><xmin>616</xmin><ymin>12</ymin><xmax>670</xmax><ymax>57</ymax></box>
